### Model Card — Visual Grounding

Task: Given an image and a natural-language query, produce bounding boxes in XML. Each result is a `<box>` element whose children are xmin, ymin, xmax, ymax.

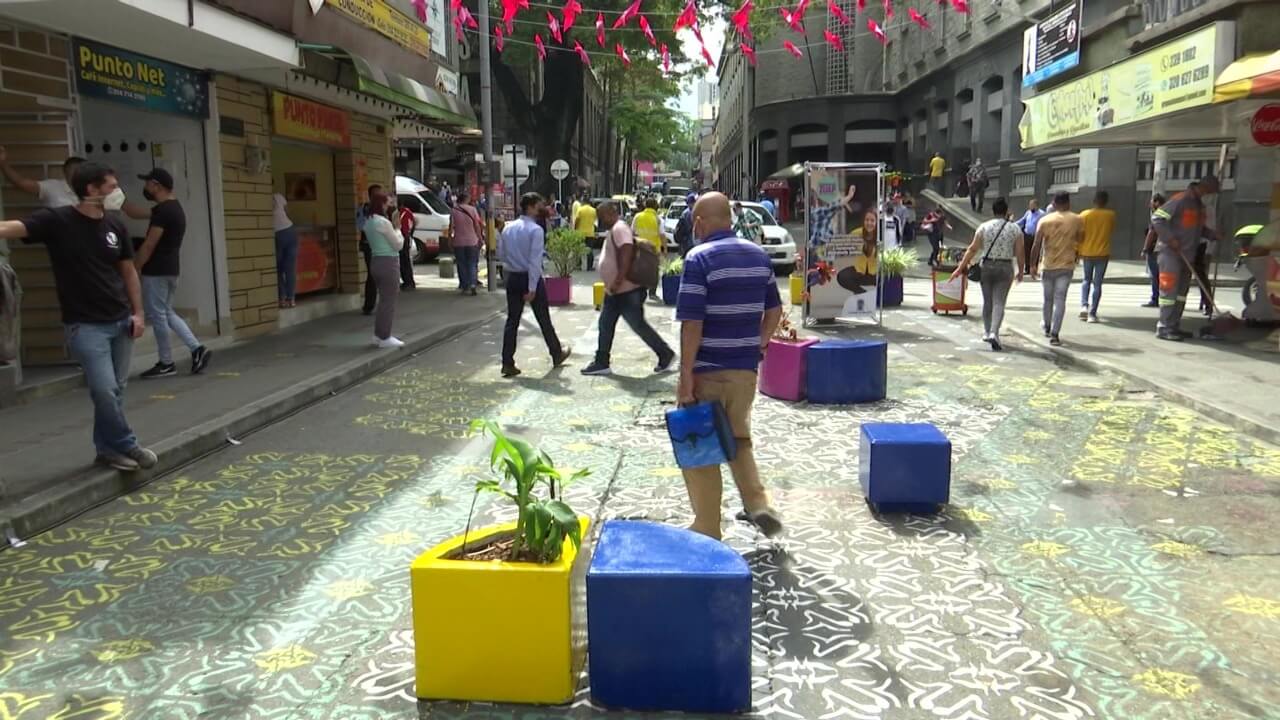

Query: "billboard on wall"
<box><xmin>1022</xmin><ymin>2</ymin><xmax>1082</xmax><ymax>87</ymax></box>
<box><xmin>72</xmin><ymin>39</ymin><xmax>208</xmax><ymax>118</ymax></box>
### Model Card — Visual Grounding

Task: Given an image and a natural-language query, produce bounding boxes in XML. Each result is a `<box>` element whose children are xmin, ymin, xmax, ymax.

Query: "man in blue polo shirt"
<box><xmin>676</xmin><ymin>192</ymin><xmax>784</xmax><ymax>540</ymax></box>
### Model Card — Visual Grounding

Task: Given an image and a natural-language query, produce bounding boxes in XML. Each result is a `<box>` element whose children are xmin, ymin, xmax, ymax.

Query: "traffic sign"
<box><xmin>550</xmin><ymin>159</ymin><xmax>570</xmax><ymax>180</ymax></box>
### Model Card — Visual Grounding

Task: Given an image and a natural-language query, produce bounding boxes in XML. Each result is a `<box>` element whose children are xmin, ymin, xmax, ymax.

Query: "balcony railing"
<box><xmin>1141</xmin><ymin>0</ymin><xmax>1212</xmax><ymax>28</ymax></box>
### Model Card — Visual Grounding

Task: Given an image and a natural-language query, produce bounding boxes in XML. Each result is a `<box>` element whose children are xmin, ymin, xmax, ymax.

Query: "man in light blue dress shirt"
<box><xmin>1017</xmin><ymin>199</ymin><xmax>1047</xmax><ymax>275</ymax></box>
<box><xmin>498</xmin><ymin>192</ymin><xmax>571</xmax><ymax>378</ymax></box>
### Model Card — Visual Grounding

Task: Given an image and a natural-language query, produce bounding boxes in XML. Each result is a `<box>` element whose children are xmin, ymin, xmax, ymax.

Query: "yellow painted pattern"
<box><xmin>1132</xmin><ymin>668</ymin><xmax>1201</xmax><ymax>700</ymax></box>
<box><xmin>410</xmin><ymin>517</ymin><xmax>590</xmax><ymax>704</ymax></box>
<box><xmin>1222</xmin><ymin>594</ymin><xmax>1280</xmax><ymax>618</ymax></box>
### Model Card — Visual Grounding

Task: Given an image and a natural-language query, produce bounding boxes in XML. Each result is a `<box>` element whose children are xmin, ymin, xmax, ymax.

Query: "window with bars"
<box><xmin>1137</xmin><ymin>157</ymin><xmax>1236</xmax><ymax>182</ymax></box>
<box><xmin>1014</xmin><ymin>169</ymin><xmax>1035</xmax><ymax>189</ymax></box>
<box><xmin>1051</xmin><ymin>164</ymin><xmax>1078</xmax><ymax>186</ymax></box>
<box><xmin>1141</xmin><ymin>0</ymin><xmax>1211</xmax><ymax>27</ymax></box>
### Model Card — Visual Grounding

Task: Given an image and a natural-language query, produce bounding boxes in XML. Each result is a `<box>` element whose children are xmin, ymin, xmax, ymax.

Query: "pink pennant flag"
<box><xmin>501</xmin><ymin>0</ymin><xmax>519</xmax><ymax>33</ymax></box>
<box><xmin>673</xmin><ymin>0</ymin><xmax>697</xmax><ymax>31</ymax></box>
<box><xmin>614</xmin><ymin>42</ymin><xmax>631</xmax><ymax>66</ymax></box>
<box><xmin>453</xmin><ymin>17</ymin><xmax>464</xmax><ymax>41</ymax></box>
<box><xmin>562</xmin><ymin>0</ymin><xmax>582</xmax><ymax>30</ymax></box>
<box><xmin>883</xmin><ymin>0</ymin><xmax>894</xmax><ymax>18</ymax></box>
<box><xmin>494</xmin><ymin>24</ymin><xmax>505</xmax><ymax>51</ymax></box>
<box><xmin>692</xmin><ymin>23</ymin><xmax>704</xmax><ymax>42</ymax></box>
<box><xmin>461</xmin><ymin>5</ymin><xmax>478</xmax><ymax>28</ymax></box>
<box><xmin>518</xmin><ymin>0</ymin><xmax>528</xmax><ymax>8</ymax></box>
<box><xmin>823</xmin><ymin>29</ymin><xmax>845</xmax><ymax>52</ymax></box>
<box><xmin>595</xmin><ymin>12</ymin><xmax>606</xmax><ymax>47</ymax></box>
<box><xmin>574</xmin><ymin>39</ymin><xmax>591</xmax><ymax>65</ymax></box>
<box><xmin>867</xmin><ymin>17</ymin><xmax>887</xmax><ymax>43</ymax></box>
<box><xmin>857</xmin><ymin>0</ymin><xmax>866</xmax><ymax>11</ymax></box>
<box><xmin>612</xmin><ymin>0</ymin><xmax>641</xmax><ymax>29</ymax></box>
<box><xmin>780</xmin><ymin>6</ymin><xmax>804</xmax><ymax>31</ymax></box>
<box><xmin>731</xmin><ymin>0</ymin><xmax>753</xmax><ymax>36</ymax></box>
<box><xmin>535</xmin><ymin>33</ymin><xmax>547</xmax><ymax>60</ymax></box>
<box><xmin>784</xmin><ymin>40</ymin><xmax>804</xmax><ymax>57</ymax></box>
<box><xmin>951</xmin><ymin>0</ymin><xmax>969</xmax><ymax>12</ymax></box>
<box><xmin>828</xmin><ymin>1</ymin><xmax>851</xmax><ymax>25</ymax></box>
<box><xmin>449</xmin><ymin>0</ymin><xmax>462</xmax><ymax>11</ymax></box>
<box><xmin>908</xmin><ymin>7</ymin><xmax>930</xmax><ymax>28</ymax></box>
<box><xmin>794</xmin><ymin>0</ymin><xmax>811</xmax><ymax>20</ymax></box>
<box><xmin>639</xmin><ymin>15</ymin><xmax>657</xmax><ymax>46</ymax></box>
<box><xmin>741</xmin><ymin>42</ymin><xmax>757</xmax><ymax>66</ymax></box>
<box><xmin>661</xmin><ymin>43</ymin><xmax>671</xmax><ymax>73</ymax></box>
<box><xmin>547</xmin><ymin>11</ymin><xmax>563</xmax><ymax>43</ymax></box>
<box><xmin>701</xmin><ymin>42</ymin><xmax>716</xmax><ymax>68</ymax></box>
<box><xmin>411</xmin><ymin>0</ymin><xmax>427</xmax><ymax>22</ymax></box>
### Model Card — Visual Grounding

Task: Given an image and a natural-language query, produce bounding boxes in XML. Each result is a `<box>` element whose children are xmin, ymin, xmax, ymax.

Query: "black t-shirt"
<box><xmin>22</xmin><ymin>206</ymin><xmax>134</xmax><ymax>325</ymax></box>
<box><xmin>143</xmin><ymin>199</ymin><xmax>186</xmax><ymax>276</ymax></box>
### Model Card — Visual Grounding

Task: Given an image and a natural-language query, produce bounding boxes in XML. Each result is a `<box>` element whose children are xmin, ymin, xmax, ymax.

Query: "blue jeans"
<box><xmin>142</xmin><ymin>275</ymin><xmax>200</xmax><ymax>365</ymax></box>
<box><xmin>593</xmin><ymin>287</ymin><xmax>673</xmax><ymax>366</ymax></box>
<box><xmin>1079</xmin><ymin>258</ymin><xmax>1109</xmax><ymax>315</ymax></box>
<box><xmin>455</xmin><ymin>244</ymin><xmax>480</xmax><ymax>290</ymax></box>
<box><xmin>65</xmin><ymin>318</ymin><xmax>138</xmax><ymax>456</ymax></box>
<box><xmin>1146</xmin><ymin>251</ymin><xmax>1159</xmax><ymax>303</ymax></box>
<box><xmin>275</xmin><ymin>227</ymin><xmax>299</xmax><ymax>301</ymax></box>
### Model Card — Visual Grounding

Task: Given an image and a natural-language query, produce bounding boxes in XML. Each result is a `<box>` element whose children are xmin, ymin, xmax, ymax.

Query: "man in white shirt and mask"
<box><xmin>0</xmin><ymin>146</ymin><xmax>82</xmax><ymax>209</ymax></box>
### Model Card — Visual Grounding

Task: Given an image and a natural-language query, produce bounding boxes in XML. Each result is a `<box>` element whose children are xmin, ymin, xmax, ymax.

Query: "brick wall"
<box><xmin>335</xmin><ymin>114</ymin><xmax>392</xmax><ymax>294</ymax></box>
<box><xmin>0</xmin><ymin>24</ymin><xmax>75</xmax><ymax>365</ymax></box>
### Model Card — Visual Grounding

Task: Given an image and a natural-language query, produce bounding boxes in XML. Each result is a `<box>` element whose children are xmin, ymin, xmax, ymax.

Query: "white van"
<box><xmin>395</xmin><ymin>175</ymin><xmax>451</xmax><ymax>262</ymax></box>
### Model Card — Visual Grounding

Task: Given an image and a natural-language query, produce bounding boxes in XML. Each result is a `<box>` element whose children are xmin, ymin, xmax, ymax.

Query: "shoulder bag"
<box><xmin>967</xmin><ymin>220</ymin><xmax>1009</xmax><ymax>283</ymax></box>
<box><xmin>621</xmin><ymin>230</ymin><xmax>660</xmax><ymax>288</ymax></box>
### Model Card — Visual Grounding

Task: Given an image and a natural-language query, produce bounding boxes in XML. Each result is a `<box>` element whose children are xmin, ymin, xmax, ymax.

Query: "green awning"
<box><xmin>299</xmin><ymin>44</ymin><xmax>477</xmax><ymax>132</ymax></box>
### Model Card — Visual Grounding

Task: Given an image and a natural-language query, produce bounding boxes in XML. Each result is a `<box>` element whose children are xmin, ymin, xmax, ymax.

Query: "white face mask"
<box><xmin>102</xmin><ymin>188</ymin><xmax>125</xmax><ymax>211</ymax></box>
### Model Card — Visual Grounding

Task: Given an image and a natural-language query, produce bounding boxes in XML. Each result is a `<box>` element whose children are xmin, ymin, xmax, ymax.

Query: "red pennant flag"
<box><xmin>908</xmin><ymin>7</ymin><xmax>930</xmax><ymax>28</ymax></box>
<box><xmin>857</xmin><ymin>0</ymin><xmax>866</xmax><ymax>11</ymax></box>
<box><xmin>780</xmin><ymin>6</ymin><xmax>804</xmax><ymax>32</ymax></box>
<box><xmin>882</xmin><ymin>0</ymin><xmax>893</xmax><ymax>19</ymax></box>
<box><xmin>495</xmin><ymin>24</ymin><xmax>505</xmax><ymax>51</ymax></box>
<box><xmin>731</xmin><ymin>0</ymin><xmax>753</xmax><ymax>36</ymax></box>
<box><xmin>535</xmin><ymin>33</ymin><xmax>547</xmax><ymax>60</ymax></box>
<box><xmin>574</xmin><ymin>40</ymin><xmax>591</xmax><ymax>65</ymax></box>
<box><xmin>411</xmin><ymin>0</ymin><xmax>427</xmax><ymax>22</ymax></box>
<box><xmin>518</xmin><ymin>0</ymin><xmax>528</xmax><ymax>8</ymax></box>
<box><xmin>639</xmin><ymin>15</ymin><xmax>657</xmax><ymax>46</ymax></box>
<box><xmin>614</xmin><ymin>42</ymin><xmax>631</xmax><ymax>66</ymax></box>
<box><xmin>823</xmin><ymin>29</ymin><xmax>845</xmax><ymax>52</ymax></box>
<box><xmin>449</xmin><ymin>0</ymin><xmax>461</xmax><ymax>11</ymax></box>
<box><xmin>673</xmin><ymin>0</ymin><xmax>697</xmax><ymax>31</ymax></box>
<box><xmin>828</xmin><ymin>1</ymin><xmax>851</xmax><ymax>25</ymax></box>
<box><xmin>951</xmin><ymin>0</ymin><xmax>969</xmax><ymax>12</ymax></box>
<box><xmin>547</xmin><ymin>11</ymin><xmax>563</xmax><ymax>43</ymax></box>
<box><xmin>661</xmin><ymin>43</ymin><xmax>671</xmax><ymax>73</ymax></box>
<box><xmin>783</xmin><ymin>40</ymin><xmax>803</xmax><ymax>57</ymax></box>
<box><xmin>453</xmin><ymin>17</ymin><xmax>463</xmax><ymax>41</ymax></box>
<box><xmin>867</xmin><ymin>17</ymin><xmax>887</xmax><ymax>43</ymax></box>
<box><xmin>794</xmin><ymin>0</ymin><xmax>811</xmax><ymax>20</ymax></box>
<box><xmin>692</xmin><ymin>23</ymin><xmax>704</xmax><ymax>42</ymax></box>
<box><xmin>461</xmin><ymin>5</ymin><xmax>478</xmax><ymax>28</ymax></box>
<box><xmin>595</xmin><ymin>12</ymin><xmax>606</xmax><ymax>47</ymax></box>
<box><xmin>501</xmin><ymin>0</ymin><xmax>518</xmax><ymax>32</ymax></box>
<box><xmin>562</xmin><ymin>0</ymin><xmax>582</xmax><ymax>30</ymax></box>
<box><xmin>741</xmin><ymin>42</ymin><xmax>757</xmax><ymax>65</ymax></box>
<box><xmin>700</xmin><ymin>43</ymin><xmax>715</xmax><ymax>67</ymax></box>
<box><xmin>612</xmin><ymin>0</ymin><xmax>641</xmax><ymax>29</ymax></box>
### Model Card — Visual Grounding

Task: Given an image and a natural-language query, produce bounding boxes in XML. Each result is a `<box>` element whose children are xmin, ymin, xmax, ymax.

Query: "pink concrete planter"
<box><xmin>545</xmin><ymin>276</ymin><xmax>573</xmax><ymax>305</ymax></box>
<box><xmin>758</xmin><ymin>337</ymin><xmax>818</xmax><ymax>401</ymax></box>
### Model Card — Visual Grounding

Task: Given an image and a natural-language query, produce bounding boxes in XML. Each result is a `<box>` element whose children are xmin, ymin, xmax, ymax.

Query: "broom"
<box><xmin>1191</xmin><ymin>145</ymin><xmax>1243</xmax><ymax>339</ymax></box>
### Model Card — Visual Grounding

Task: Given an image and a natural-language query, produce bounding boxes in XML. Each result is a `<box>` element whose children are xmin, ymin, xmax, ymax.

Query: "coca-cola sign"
<box><xmin>1251</xmin><ymin>104</ymin><xmax>1280</xmax><ymax>147</ymax></box>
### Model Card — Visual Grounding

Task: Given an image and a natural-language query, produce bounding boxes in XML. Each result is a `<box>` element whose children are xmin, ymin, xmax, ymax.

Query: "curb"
<box><xmin>2</xmin><ymin>310</ymin><xmax>503</xmax><ymax>545</ymax></box>
<box><xmin>1005</xmin><ymin>325</ymin><xmax>1280</xmax><ymax>446</ymax></box>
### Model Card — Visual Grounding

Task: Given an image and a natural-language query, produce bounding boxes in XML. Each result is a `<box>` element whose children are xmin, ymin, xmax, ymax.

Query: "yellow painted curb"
<box><xmin>410</xmin><ymin>517</ymin><xmax>590</xmax><ymax>704</ymax></box>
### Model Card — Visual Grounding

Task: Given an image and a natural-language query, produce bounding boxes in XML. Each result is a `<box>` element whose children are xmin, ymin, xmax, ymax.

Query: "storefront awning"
<box><xmin>300</xmin><ymin>44</ymin><xmax>477</xmax><ymax>134</ymax></box>
<box><xmin>1215</xmin><ymin>51</ymin><xmax>1280</xmax><ymax>103</ymax></box>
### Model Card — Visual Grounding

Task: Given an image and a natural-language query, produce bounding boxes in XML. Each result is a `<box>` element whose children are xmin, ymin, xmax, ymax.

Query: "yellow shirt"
<box><xmin>929</xmin><ymin>156</ymin><xmax>946</xmax><ymax>178</ymax></box>
<box><xmin>574</xmin><ymin>204</ymin><xmax>597</xmax><ymax>235</ymax></box>
<box><xmin>1078</xmin><ymin>207</ymin><xmax>1116</xmax><ymax>258</ymax></box>
<box><xmin>1034</xmin><ymin>211</ymin><xmax>1084</xmax><ymax>271</ymax></box>
<box><xmin>632</xmin><ymin>208</ymin><xmax>662</xmax><ymax>253</ymax></box>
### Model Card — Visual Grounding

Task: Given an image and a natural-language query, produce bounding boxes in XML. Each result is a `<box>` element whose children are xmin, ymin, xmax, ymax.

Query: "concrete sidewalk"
<box><xmin>0</xmin><ymin>277</ymin><xmax>503</xmax><ymax>542</ymax></box>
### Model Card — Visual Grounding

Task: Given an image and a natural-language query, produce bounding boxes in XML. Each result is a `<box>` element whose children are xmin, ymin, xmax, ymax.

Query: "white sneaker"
<box><xmin>1088</xmin><ymin>314</ymin><xmax>1100</xmax><ymax>323</ymax></box>
<box><xmin>376</xmin><ymin>336</ymin><xmax>405</xmax><ymax>348</ymax></box>
<box><xmin>1079</xmin><ymin>308</ymin><xmax>1089</xmax><ymax>320</ymax></box>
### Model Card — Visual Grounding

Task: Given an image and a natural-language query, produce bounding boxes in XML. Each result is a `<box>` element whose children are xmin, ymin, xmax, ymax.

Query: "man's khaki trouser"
<box><xmin>681</xmin><ymin>369</ymin><xmax>771</xmax><ymax>539</ymax></box>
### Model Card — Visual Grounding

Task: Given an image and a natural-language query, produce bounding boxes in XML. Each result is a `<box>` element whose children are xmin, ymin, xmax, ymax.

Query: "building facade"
<box><xmin>715</xmin><ymin>0</ymin><xmax>1280</xmax><ymax>257</ymax></box>
<box><xmin>0</xmin><ymin>0</ymin><xmax>472</xmax><ymax>376</ymax></box>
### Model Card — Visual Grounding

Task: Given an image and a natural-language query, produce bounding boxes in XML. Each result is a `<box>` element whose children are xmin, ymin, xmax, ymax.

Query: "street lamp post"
<box><xmin>478</xmin><ymin>0</ymin><xmax>498</xmax><ymax>292</ymax></box>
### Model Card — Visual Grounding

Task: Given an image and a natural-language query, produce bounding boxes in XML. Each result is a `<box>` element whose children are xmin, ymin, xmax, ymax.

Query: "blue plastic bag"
<box><xmin>665</xmin><ymin>401</ymin><xmax>738</xmax><ymax>469</ymax></box>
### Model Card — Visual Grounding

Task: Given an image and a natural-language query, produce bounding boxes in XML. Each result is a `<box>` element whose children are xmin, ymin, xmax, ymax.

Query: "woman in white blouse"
<box><xmin>951</xmin><ymin>197</ymin><xmax>1025</xmax><ymax>351</ymax></box>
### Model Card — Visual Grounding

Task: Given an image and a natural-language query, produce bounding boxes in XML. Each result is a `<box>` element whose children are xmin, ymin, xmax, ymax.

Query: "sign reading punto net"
<box><xmin>72</xmin><ymin>39</ymin><xmax>209</xmax><ymax>119</ymax></box>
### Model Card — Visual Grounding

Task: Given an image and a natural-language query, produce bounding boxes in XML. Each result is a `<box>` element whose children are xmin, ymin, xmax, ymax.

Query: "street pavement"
<box><xmin>0</xmin><ymin>278</ymin><xmax>1278</xmax><ymax>719</ymax></box>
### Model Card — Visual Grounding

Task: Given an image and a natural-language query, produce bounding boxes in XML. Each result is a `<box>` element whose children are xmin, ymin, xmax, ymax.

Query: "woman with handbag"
<box><xmin>951</xmin><ymin>197</ymin><xmax>1025</xmax><ymax>351</ymax></box>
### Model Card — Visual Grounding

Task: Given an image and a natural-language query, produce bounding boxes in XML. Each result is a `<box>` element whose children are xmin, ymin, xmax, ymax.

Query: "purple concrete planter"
<box><xmin>879</xmin><ymin>275</ymin><xmax>904</xmax><ymax>307</ymax></box>
<box><xmin>545</xmin><ymin>276</ymin><xmax>573</xmax><ymax>305</ymax></box>
<box><xmin>758</xmin><ymin>337</ymin><xmax>819</xmax><ymax>402</ymax></box>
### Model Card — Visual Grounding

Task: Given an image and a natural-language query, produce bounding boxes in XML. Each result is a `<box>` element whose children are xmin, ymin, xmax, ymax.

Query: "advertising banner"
<box><xmin>802</xmin><ymin>163</ymin><xmax>884</xmax><ymax>324</ymax></box>
<box><xmin>326</xmin><ymin>0</ymin><xmax>431</xmax><ymax>58</ymax></box>
<box><xmin>72</xmin><ymin>39</ymin><xmax>208</xmax><ymax>119</ymax></box>
<box><xmin>1022</xmin><ymin>2</ymin><xmax>1081</xmax><ymax>87</ymax></box>
<box><xmin>1020</xmin><ymin>24</ymin><xmax>1230</xmax><ymax>149</ymax></box>
<box><xmin>272</xmin><ymin>93</ymin><xmax>352</xmax><ymax>148</ymax></box>
<box><xmin>427</xmin><ymin>0</ymin><xmax>448</xmax><ymax>57</ymax></box>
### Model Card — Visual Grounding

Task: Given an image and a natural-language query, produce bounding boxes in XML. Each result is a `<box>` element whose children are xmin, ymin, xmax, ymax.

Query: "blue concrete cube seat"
<box><xmin>860</xmin><ymin>423</ymin><xmax>951</xmax><ymax>513</ymax></box>
<box><xmin>587</xmin><ymin>520</ymin><xmax>752</xmax><ymax>714</ymax></box>
<box><xmin>805</xmin><ymin>339</ymin><xmax>888</xmax><ymax>404</ymax></box>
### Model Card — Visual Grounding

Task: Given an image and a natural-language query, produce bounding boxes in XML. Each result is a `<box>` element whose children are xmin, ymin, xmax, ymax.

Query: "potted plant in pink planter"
<box><xmin>544</xmin><ymin>228</ymin><xmax>585</xmax><ymax>306</ymax></box>
<box><xmin>758</xmin><ymin>312</ymin><xmax>818</xmax><ymax>401</ymax></box>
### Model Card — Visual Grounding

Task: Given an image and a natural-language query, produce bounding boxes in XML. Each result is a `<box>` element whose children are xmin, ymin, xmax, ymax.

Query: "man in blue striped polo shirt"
<box><xmin>676</xmin><ymin>192</ymin><xmax>784</xmax><ymax>540</ymax></box>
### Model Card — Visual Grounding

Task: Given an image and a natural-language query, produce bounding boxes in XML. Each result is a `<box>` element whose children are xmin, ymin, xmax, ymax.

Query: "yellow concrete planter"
<box><xmin>789</xmin><ymin>273</ymin><xmax>804</xmax><ymax>305</ymax></box>
<box><xmin>410</xmin><ymin>517</ymin><xmax>591</xmax><ymax>704</ymax></box>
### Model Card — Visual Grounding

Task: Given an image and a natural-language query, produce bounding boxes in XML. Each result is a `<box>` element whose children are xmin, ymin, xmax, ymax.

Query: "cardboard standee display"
<box><xmin>800</xmin><ymin>162</ymin><xmax>886</xmax><ymax>327</ymax></box>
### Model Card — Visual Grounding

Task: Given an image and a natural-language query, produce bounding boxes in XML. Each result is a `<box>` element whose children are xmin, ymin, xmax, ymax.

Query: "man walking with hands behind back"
<box><xmin>676</xmin><ymin>192</ymin><xmax>784</xmax><ymax>540</ymax></box>
<box><xmin>498</xmin><ymin>192</ymin><xmax>572</xmax><ymax>378</ymax></box>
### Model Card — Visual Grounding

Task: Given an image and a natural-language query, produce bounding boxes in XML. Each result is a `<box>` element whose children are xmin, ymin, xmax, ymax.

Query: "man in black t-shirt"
<box><xmin>0</xmin><ymin>162</ymin><xmax>157</xmax><ymax>472</ymax></box>
<box><xmin>125</xmin><ymin>168</ymin><xmax>210</xmax><ymax>378</ymax></box>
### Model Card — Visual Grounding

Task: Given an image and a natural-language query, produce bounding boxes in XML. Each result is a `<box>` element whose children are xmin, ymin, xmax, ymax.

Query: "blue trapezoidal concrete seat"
<box><xmin>805</xmin><ymin>339</ymin><xmax>888</xmax><ymax>404</ymax></box>
<box><xmin>860</xmin><ymin>422</ymin><xmax>952</xmax><ymax>512</ymax></box>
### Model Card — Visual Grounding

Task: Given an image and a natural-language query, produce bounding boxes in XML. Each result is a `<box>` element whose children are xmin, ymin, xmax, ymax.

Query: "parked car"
<box><xmin>661</xmin><ymin>202</ymin><xmax>686</xmax><ymax>252</ymax></box>
<box><xmin>736</xmin><ymin>202</ymin><xmax>796</xmax><ymax>273</ymax></box>
<box><xmin>396</xmin><ymin>175</ymin><xmax>450</xmax><ymax>262</ymax></box>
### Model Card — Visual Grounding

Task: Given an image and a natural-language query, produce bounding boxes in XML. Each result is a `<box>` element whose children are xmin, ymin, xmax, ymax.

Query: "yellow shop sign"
<box><xmin>326</xmin><ymin>0</ymin><xmax>430</xmax><ymax>58</ymax></box>
<box><xmin>1020</xmin><ymin>23</ymin><xmax>1232</xmax><ymax>149</ymax></box>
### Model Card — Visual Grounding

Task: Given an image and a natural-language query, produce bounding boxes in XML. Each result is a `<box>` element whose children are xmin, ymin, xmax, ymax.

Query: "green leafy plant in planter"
<box><xmin>466</xmin><ymin>419</ymin><xmax>589</xmax><ymax>563</ymax></box>
<box><xmin>660</xmin><ymin>257</ymin><xmax>684</xmax><ymax>306</ymax></box>
<box><xmin>546</xmin><ymin>228</ymin><xmax>587</xmax><ymax>278</ymax></box>
<box><xmin>879</xmin><ymin>247</ymin><xmax>920</xmax><ymax>277</ymax></box>
<box><xmin>661</xmin><ymin>257</ymin><xmax>684</xmax><ymax>276</ymax></box>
